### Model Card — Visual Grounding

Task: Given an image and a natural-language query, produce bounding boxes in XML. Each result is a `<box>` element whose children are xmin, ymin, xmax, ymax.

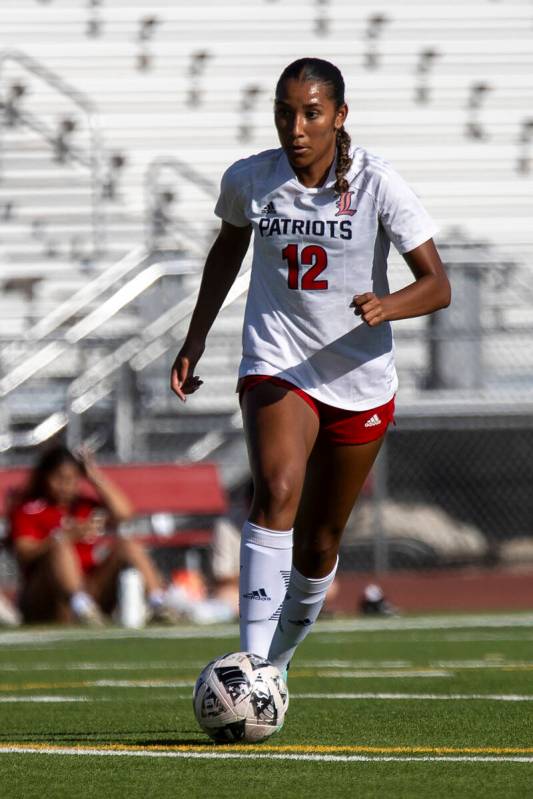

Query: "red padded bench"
<box><xmin>0</xmin><ymin>462</ymin><xmax>228</xmax><ymax>550</ymax></box>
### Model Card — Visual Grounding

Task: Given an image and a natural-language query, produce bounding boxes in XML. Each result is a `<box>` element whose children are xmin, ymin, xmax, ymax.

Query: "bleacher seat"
<box><xmin>1</xmin><ymin>0</ymin><xmax>533</xmax><ymax>464</ymax></box>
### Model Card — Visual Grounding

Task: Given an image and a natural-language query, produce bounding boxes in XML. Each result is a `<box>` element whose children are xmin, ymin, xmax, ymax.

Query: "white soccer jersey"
<box><xmin>214</xmin><ymin>144</ymin><xmax>438</xmax><ymax>411</ymax></box>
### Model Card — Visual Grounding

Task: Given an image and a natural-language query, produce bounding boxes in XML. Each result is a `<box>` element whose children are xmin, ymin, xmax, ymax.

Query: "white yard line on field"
<box><xmin>3</xmin><ymin>688</ymin><xmax>532</xmax><ymax>703</ymax></box>
<box><xmin>0</xmin><ymin>662</ymin><xmax>201</xmax><ymax>672</ymax></box>
<box><xmin>0</xmin><ymin>628</ymin><xmax>238</xmax><ymax>646</ymax></box>
<box><xmin>292</xmin><ymin>692</ymin><xmax>533</xmax><ymax>702</ymax></box>
<box><xmin>298</xmin><ymin>660</ymin><xmax>414</xmax><ymax>668</ymax></box>
<box><xmin>315</xmin><ymin>632</ymin><xmax>533</xmax><ymax>644</ymax></box>
<box><xmin>430</xmin><ymin>660</ymin><xmax>533</xmax><ymax>669</ymax></box>
<box><xmin>1</xmin><ymin>744</ymin><xmax>533</xmax><ymax>764</ymax></box>
<box><xmin>0</xmin><ymin>696</ymin><xmax>90</xmax><ymax>703</ymax></box>
<box><xmin>314</xmin><ymin>614</ymin><xmax>533</xmax><ymax>631</ymax></box>
<box><xmin>1</xmin><ymin>674</ymin><xmax>452</xmax><ymax>691</ymax></box>
<box><xmin>314</xmin><ymin>669</ymin><xmax>452</xmax><ymax>679</ymax></box>
<box><xmin>1</xmin><ymin>613</ymin><xmax>533</xmax><ymax>647</ymax></box>
<box><xmin>4</xmin><ymin>658</ymin><xmax>533</xmax><ymax>675</ymax></box>
<box><xmin>0</xmin><ymin>659</ymin><xmax>413</xmax><ymax>672</ymax></box>
<box><xmin>5</xmin><ymin>659</ymin><xmax>528</xmax><ymax>676</ymax></box>
<box><xmin>92</xmin><ymin>680</ymin><xmax>192</xmax><ymax>688</ymax></box>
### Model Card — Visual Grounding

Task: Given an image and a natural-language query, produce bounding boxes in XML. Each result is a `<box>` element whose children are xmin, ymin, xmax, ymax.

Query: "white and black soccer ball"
<box><xmin>193</xmin><ymin>651</ymin><xmax>288</xmax><ymax>743</ymax></box>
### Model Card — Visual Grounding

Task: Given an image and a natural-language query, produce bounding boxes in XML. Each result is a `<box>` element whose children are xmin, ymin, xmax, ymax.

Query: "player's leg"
<box><xmin>240</xmin><ymin>380</ymin><xmax>319</xmax><ymax>657</ymax></box>
<box><xmin>19</xmin><ymin>561</ymin><xmax>70</xmax><ymax>623</ymax></box>
<box><xmin>268</xmin><ymin>435</ymin><xmax>384</xmax><ymax>671</ymax></box>
<box><xmin>19</xmin><ymin>538</ymin><xmax>93</xmax><ymax>623</ymax></box>
<box><xmin>85</xmin><ymin>538</ymin><xmax>165</xmax><ymax>615</ymax></box>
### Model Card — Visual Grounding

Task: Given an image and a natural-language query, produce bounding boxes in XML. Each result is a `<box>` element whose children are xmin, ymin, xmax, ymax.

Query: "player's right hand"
<box><xmin>170</xmin><ymin>341</ymin><xmax>205</xmax><ymax>402</ymax></box>
<box><xmin>61</xmin><ymin>517</ymin><xmax>101</xmax><ymax>543</ymax></box>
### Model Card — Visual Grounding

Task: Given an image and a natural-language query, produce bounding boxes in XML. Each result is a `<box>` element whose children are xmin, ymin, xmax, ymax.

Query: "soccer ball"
<box><xmin>193</xmin><ymin>651</ymin><xmax>288</xmax><ymax>743</ymax></box>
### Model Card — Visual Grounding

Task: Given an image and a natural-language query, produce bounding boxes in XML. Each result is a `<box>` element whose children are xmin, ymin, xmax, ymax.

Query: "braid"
<box><xmin>335</xmin><ymin>126</ymin><xmax>352</xmax><ymax>195</ymax></box>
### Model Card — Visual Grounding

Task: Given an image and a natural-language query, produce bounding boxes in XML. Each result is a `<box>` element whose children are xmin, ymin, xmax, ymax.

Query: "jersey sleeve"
<box><xmin>75</xmin><ymin>496</ymin><xmax>101</xmax><ymax>516</ymax></box>
<box><xmin>10</xmin><ymin>506</ymin><xmax>42</xmax><ymax>541</ymax></box>
<box><xmin>214</xmin><ymin>161</ymin><xmax>251</xmax><ymax>228</ymax></box>
<box><xmin>376</xmin><ymin>166</ymin><xmax>439</xmax><ymax>254</ymax></box>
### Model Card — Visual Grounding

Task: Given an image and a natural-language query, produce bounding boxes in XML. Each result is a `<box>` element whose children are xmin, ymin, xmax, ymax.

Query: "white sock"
<box><xmin>239</xmin><ymin>520</ymin><xmax>293</xmax><ymax>658</ymax></box>
<box><xmin>70</xmin><ymin>591</ymin><xmax>95</xmax><ymax>617</ymax></box>
<box><xmin>148</xmin><ymin>589</ymin><xmax>165</xmax><ymax>609</ymax></box>
<box><xmin>268</xmin><ymin>559</ymin><xmax>338</xmax><ymax>672</ymax></box>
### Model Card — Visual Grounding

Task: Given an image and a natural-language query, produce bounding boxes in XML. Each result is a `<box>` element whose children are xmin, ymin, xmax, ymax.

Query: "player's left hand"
<box><xmin>350</xmin><ymin>293</ymin><xmax>389</xmax><ymax>326</ymax></box>
<box><xmin>74</xmin><ymin>445</ymin><xmax>99</xmax><ymax>481</ymax></box>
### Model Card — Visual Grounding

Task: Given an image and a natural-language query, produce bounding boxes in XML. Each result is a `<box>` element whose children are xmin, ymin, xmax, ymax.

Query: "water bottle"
<box><xmin>118</xmin><ymin>568</ymin><xmax>145</xmax><ymax>629</ymax></box>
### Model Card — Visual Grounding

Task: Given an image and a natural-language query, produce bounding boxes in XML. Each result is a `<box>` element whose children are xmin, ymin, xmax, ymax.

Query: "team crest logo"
<box><xmin>335</xmin><ymin>191</ymin><xmax>357</xmax><ymax>216</ymax></box>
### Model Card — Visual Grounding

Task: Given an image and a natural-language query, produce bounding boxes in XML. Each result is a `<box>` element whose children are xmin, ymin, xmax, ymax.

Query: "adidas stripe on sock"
<box><xmin>268</xmin><ymin>558</ymin><xmax>338</xmax><ymax>672</ymax></box>
<box><xmin>239</xmin><ymin>520</ymin><xmax>293</xmax><ymax>659</ymax></box>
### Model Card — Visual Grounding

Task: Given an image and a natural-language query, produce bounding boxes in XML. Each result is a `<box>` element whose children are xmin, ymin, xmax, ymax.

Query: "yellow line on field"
<box><xmin>0</xmin><ymin>668</ymin><xmax>448</xmax><ymax>691</ymax></box>
<box><xmin>0</xmin><ymin>680</ymin><xmax>184</xmax><ymax>691</ymax></box>
<box><xmin>1</xmin><ymin>742</ymin><xmax>532</xmax><ymax>756</ymax></box>
<box><xmin>503</xmin><ymin>665</ymin><xmax>533</xmax><ymax>671</ymax></box>
<box><xmin>0</xmin><ymin>682</ymin><xmax>89</xmax><ymax>691</ymax></box>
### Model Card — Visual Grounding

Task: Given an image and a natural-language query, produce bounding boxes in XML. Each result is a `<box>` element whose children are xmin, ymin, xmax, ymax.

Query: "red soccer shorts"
<box><xmin>238</xmin><ymin>375</ymin><xmax>395</xmax><ymax>445</ymax></box>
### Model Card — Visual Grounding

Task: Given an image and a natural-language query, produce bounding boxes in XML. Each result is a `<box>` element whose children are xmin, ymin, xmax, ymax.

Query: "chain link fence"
<box><xmin>341</xmin><ymin>241</ymin><xmax>533</xmax><ymax>574</ymax></box>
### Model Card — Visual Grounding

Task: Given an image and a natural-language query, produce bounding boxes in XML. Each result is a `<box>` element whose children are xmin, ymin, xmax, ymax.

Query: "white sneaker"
<box><xmin>71</xmin><ymin>593</ymin><xmax>106</xmax><ymax>627</ymax></box>
<box><xmin>147</xmin><ymin>601</ymin><xmax>182</xmax><ymax>625</ymax></box>
<box><xmin>77</xmin><ymin>601</ymin><xmax>106</xmax><ymax>627</ymax></box>
<box><xmin>0</xmin><ymin>592</ymin><xmax>21</xmax><ymax>627</ymax></box>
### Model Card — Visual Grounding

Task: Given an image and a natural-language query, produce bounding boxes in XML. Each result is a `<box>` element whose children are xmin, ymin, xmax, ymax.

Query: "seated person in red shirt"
<box><xmin>10</xmin><ymin>445</ymin><xmax>170</xmax><ymax>625</ymax></box>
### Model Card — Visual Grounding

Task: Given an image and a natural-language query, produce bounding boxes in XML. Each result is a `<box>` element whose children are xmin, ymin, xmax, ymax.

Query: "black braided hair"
<box><xmin>335</xmin><ymin>126</ymin><xmax>352</xmax><ymax>194</ymax></box>
<box><xmin>275</xmin><ymin>57</ymin><xmax>352</xmax><ymax>194</ymax></box>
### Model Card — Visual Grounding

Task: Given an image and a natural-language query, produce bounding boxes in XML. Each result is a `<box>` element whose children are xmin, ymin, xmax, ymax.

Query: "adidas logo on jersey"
<box><xmin>261</xmin><ymin>201</ymin><xmax>277</xmax><ymax>215</ymax></box>
<box><xmin>364</xmin><ymin>414</ymin><xmax>381</xmax><ymax>428</ymax></box>
<box><xmin>243</xmin><ymin>588</ymin><xmax>271</xmax><ymax>601</ymax></box>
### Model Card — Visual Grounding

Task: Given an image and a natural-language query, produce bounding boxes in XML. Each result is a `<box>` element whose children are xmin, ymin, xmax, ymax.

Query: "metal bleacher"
<box><xmin>1</xmin><ymin>0</ymin><xmax>533</xmax><ymax>479</ymax></box>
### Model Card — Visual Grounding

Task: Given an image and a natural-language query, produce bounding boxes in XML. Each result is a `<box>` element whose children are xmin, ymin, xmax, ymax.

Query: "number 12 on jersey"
<box><xmin>282</xmin><ymin>243</ymin><xmax>328</xmax><ymax>291</ymax></box>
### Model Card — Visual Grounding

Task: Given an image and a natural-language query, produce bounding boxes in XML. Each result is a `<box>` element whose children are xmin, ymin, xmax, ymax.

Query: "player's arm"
<box><xmin>171</xmin><ymin>220</ymin><xmax>252</xmax><ymax>401</ymax></box>
<box><xmin>11</xmin><ymin>521</ymin><xmax>86</xmax><ymax>565</ymax></box>
<box><xmin>13</xmin><ymin>535</ymin><xmax>52</xmax><ymax>564</ymax></box>
<box><xmin>75</xmin><ymin>446</ymin><xmax>134</xmax><ymax>524</ymax></box>
<box><xmin>351</xmin><ymin>238</ymin><xmax>451</xmax><ymax>326</ymax></box>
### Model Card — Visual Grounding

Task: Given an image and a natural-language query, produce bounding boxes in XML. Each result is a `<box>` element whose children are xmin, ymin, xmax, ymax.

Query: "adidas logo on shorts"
<box><xmin>364</xmin><ymin>414</ymin><xmax>381</xmax><ymax>428</ymax></box>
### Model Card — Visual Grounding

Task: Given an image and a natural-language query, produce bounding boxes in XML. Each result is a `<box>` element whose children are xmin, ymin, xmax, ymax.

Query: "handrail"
<box><xmin>16</xmin><ymin>245</ymin><xmax>149</xmax><ymax>345</ymax></box>
<box><xmin>70</xmin><ymin>267</ymin><xmax>251</xmax><ymax>408</ymax></box>
<box><xmin>0</xmin><ymin>266</ymin><xmax>251</xmax><ymax>452</ymax></box>
<box><xmin>0</xmin><ymin>258</ymin><xmax>202</xmax><ymax>397</ymax></box>
<box><xmin>0</xmin><ymin>49</ymin><xmax>105</xmax><ymax>258</ymax></box>
<box><xmin>3</xmin><ymin>236</ymin><xmax>207</xmax><ymax>362</ymax></box>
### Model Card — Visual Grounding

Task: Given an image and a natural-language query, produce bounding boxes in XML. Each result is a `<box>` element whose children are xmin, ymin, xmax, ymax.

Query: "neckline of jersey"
<box><xmin>279</xmin><ymin>148</ymin><xmax>337</xmax><ymax>194</ymax></box>
<box><xmin>279</xmin><ymin>145</ymin><xmax>360</xmax><ymax>194</ymax></box>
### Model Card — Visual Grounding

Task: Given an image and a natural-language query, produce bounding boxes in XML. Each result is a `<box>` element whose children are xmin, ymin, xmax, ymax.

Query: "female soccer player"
<box><xmin>10</xmin><ymin>445</ymin><xmax>170</xmax><ymax>625</ymax></box>
<box><xmin>171</xmin><ymin>58</ymin><xmax>450</xmax><ymax>672</ymax></box>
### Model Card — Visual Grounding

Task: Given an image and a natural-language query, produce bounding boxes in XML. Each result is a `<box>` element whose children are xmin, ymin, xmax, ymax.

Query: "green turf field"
<box><xmin>1</xmin><ymin>613</ymin><xmax>533</xmax><ymax>798</ymax></box>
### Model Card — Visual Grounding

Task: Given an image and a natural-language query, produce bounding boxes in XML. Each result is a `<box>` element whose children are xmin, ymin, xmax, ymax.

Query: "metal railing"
<box><xmin>0</xmin><ymin>262</ymin><xmax>251</xmax><ymax>453</ymax></box>
<box><xmin>0</xmin><ymin>255</ymin><xmax>202</xmax><ymax>398</ymax></box>
<box><xmin>0</xmin><ymin>49</ymin><xmax>105</xmax><ymax>258</ymax></box>
<box><xmin>1</xmin><ymin>245</ymin><xmax>148</xmax><ymax>360</ymax></box>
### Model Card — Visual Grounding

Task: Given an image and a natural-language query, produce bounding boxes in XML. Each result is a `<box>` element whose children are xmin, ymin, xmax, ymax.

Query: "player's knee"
<box><xmin>114</xmin><ymin>536</ymin><xmax>137</xmax><ymax>561</ymax></box>
<box><xmin>254</xmin><ymin>470</ymin><xmax>300</xmax><ymax>517</ymax></box>
<box><xmin>294</xmin><ymin>531</ymin><xmax>340</xmax><ymax>575</ymax></box>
